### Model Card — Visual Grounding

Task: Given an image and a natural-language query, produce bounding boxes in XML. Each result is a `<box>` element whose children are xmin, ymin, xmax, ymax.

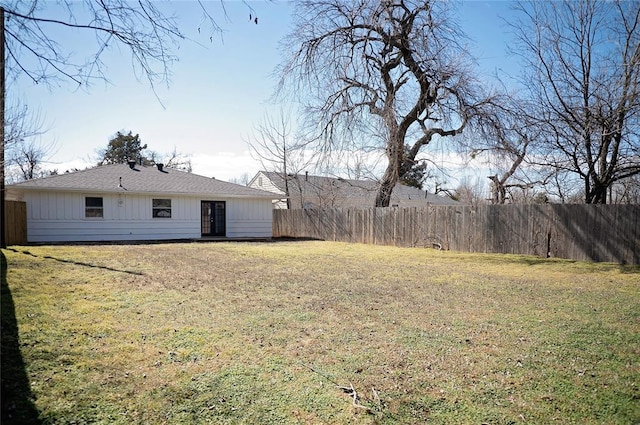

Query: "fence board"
<box><xmin>273</xmin><ymin>204</ymin><xmax>640</xmax><ymax>264</ymax></box>
<box><xmin>5</xmin><ymin>201</ymin><xmax>27</xmax><ymax>245</ymax></box>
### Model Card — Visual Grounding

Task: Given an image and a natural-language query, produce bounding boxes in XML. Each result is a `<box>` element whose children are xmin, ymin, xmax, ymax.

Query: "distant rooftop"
<box><xmin>255</xmin><ymin>171</ymin><xmax>460</xmax><ymax>207</ymax></box>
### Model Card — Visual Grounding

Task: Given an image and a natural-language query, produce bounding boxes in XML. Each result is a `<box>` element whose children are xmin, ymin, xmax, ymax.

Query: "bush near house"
<box><xmin>2</xmin><ymin>241</ymin><xmax>639</xmax><ymax>424</ymax></box>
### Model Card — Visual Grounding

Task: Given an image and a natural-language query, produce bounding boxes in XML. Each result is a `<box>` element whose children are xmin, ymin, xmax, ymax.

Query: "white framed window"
<box><xmin>85</xmin><ymin>197</ymin><xmax>104</xmax><ymax>218</ymax></box>
<box><xmin>152</xmin><ymin>198</ymin><xmax>172</xmax><ymax>218</ymax></box>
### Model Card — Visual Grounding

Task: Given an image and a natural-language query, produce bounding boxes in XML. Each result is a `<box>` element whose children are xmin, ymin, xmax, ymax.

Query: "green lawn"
<box><xmin>2</xmin><ymin>241</ymin><xmax>639</xmax><ymax>424</ymax></box>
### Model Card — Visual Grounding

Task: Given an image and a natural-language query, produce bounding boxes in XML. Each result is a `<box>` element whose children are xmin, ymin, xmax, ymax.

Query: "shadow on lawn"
<box><xmin>1</xmin><ymin>251</ymin><xmax>42</xmax><ymax>424</ymax></box>
<box><xmin>6</xmin><ymin>248</ymin><xmax>144</xmax><ymax>276</ymax></box>
<box><xmin>485</xmin><ymin>254</ymin><xmax>640</xmax><ymax>273</ymax></box>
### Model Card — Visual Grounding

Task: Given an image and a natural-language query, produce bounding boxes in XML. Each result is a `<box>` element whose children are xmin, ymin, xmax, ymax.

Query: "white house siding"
<box><xmin>225</xmin><ymin>198</ymin><xmax>273</xmax><ymax>238</ymax></box>
<box><xmin>249</xmin><ymin>171</ymin><xmax>287</xmax><ymax>209</ymax></box>
<box><xmin>250</xmin><ymin>171</ymin><xmax>285</xmax><ymax>195</ymax></box>
<box><xmin>21</xmin><ymin>190</ymin><xmax>273</xmax><ymax>242</ymax></box>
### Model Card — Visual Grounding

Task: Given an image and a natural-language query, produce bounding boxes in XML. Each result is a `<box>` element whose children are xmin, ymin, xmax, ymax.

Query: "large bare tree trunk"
<box><xmin>375</xmin><ymin>168</ymin><xmax>398</xmax><ymax>207</ymax></box>
<box><xmin>276</xmin><ymin>1</ymin><xmax>490</xmax><ymax>207</ymax></box>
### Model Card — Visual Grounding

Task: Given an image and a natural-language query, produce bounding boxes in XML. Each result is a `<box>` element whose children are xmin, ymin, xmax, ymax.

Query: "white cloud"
<box><xmin>42</xmin><ymin>158</ymin><xmax>96</xmax><ymax>174</ymax></box>
<box><xmin>189</xmin><ymin>151</ymin><xmax>262</xmax><ymax>182</ymax></box>
<box><xmin>38</xmin><ymin>152</ymin><xmax>261</xmax><ymax>183</ymax></box>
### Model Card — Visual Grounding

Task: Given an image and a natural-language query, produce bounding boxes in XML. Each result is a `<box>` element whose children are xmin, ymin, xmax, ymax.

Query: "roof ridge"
<box><xmin>9</xmin><ymin>163</ymin><xmax>279</xmax><ymax>198</ymax></box>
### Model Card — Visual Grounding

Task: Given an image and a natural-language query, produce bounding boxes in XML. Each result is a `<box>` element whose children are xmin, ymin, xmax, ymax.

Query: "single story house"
<box><xmin>248</xmin><ymin>171</ymin><xmax>460</xmax><ymax>209</ymax></box>
<box><xmin>6</xmin><ymin>163</ymin><xmax>279</xmax><ymax>243</ymax></box>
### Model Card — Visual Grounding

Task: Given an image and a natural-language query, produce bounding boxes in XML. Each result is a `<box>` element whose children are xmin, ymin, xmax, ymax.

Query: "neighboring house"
<box><xmin>248</xmin><ymin>171</ymin><xmax>459</xmax><ymax>209</ymax></box>
<box><xmin>6</xmin><ymin>163</ymin><xmax>279</xmax><ymax>243</ymax></box>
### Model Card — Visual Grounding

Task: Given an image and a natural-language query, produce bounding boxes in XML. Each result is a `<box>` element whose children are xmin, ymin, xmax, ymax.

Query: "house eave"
<box><xmin>7</xmin><ymin>185</ymin><xmax>279</xmax><ymax>200</ymax></box>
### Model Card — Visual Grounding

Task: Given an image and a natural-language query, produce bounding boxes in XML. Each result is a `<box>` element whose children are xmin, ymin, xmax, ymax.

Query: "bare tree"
<box><xmin>610</xmin><ymin>174</ymin><xmax>640</xmax><ymax>204</ymax></box>
<box><xmin>1</xmin><ymin>1</ymin><xmax>228</xmax><ymax>88</ymax></box>
<box><xmin>4</xmin><ymin>101</ymin><xmax>43</xmax><ymax>148</ymax></box>
<box><xmin>342</xmin><ymin>149</ymin><xmax>378</xmax><ymax>181</ymax></box>
<box><xmin>245</xmin><ymin>109</ymin><xmax>314</xmax><ymax>209</ymax></box>
<box><xmin>8</xmin><ymin>138</ymin><xmax>54</xmax><ymax>182</ymax></box>
<box><xmin>229</xmin><ymin>172</ymin><xmax>251</xmax><ymax>186</ymax></box>
<box><xmin>4</xmin><ymin>100</ymin><xmax>47</xmax><ymax>155</ymax></box>
<box><xmin>452</xmin><ymin>176</ymin><xmax>486</xmax><ymax>206</ymax></box>
<box><xmin>464</xmin><ymin>94</ymin><xmax>553</xmax><ymax>204</ymax></box>
<box><xmin>147</xmin><ymin>147</ymin><xmax>192</xmax><ymax>172</ymax></box>
<box><xmin>159</xmin><ymin>147</ymin><xmax>192</xmax><ymax>173</ymax></box>
<box><xmin>511</xmin><ymin>0</ymin><xmax>640</xmax><ymax>204</ymax></box>
<box><xmin>276</xmin><ymin>0</ymin><xmax>491</xmax><ymax>207</ymax></box>
<box><xmin>3</xmin><ymin>100</ymin><xmax>52</xmax><ymax>182</ymax></box>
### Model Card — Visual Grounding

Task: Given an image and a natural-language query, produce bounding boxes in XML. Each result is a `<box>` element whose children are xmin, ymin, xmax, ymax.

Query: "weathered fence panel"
<box><xmin>273</xmin><ymin>204</ymin><xmax>640</xmax><ymax>264</ymax></box>
<box><xmin>5</xmin><ymin>201</ymin><xmax>27</xmax><ymax>245</ymax></box>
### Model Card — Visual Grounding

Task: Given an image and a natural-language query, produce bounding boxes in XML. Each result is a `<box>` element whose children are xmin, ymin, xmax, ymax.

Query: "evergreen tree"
<box><xmin>98</xmin><ymin>131</ymin><xmax>148</xmax><ymax>165</ymax></box>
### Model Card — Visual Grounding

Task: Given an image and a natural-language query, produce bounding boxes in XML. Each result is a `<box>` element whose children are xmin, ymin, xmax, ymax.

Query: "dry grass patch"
<box><xmin>2</xmin><ymin>241</ymin><xmax>639</xmax><ymax>424</ymax></box>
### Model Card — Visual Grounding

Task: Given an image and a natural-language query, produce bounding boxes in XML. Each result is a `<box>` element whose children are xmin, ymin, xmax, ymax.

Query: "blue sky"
<box><xmin>11</xmin><ymin>0</ymin><xmax>518</xmax><ymax>183</ymax></box>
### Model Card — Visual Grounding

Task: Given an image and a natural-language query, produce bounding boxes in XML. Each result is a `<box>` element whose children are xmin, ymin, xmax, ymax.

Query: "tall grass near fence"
<box><xmin>274</xmin><ymin>204</ymin><xmax>639</xmax><ymax>264</ymax></box>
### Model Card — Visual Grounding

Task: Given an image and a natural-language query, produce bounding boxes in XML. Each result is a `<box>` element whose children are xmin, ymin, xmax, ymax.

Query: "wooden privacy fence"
<box><xmin>4</xmin><ymin>201</ymin><xmax>27</xmax><ymax>245</ymax></box>
<box><xmin>273</xmin><ymin>204</ymin><xmax>639</xmax><ymax>264</ymax></box>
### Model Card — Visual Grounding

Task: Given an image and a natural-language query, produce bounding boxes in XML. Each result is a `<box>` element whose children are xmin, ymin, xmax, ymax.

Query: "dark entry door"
<box><xmin>201</xmin><ymin>201</ymin><xmax>226</xmax><ymax>237</ymax></box>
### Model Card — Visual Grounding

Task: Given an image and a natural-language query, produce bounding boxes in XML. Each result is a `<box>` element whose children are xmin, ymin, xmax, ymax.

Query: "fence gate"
<box><xmin>5</xmin><ymin>201</ymin><xmax>27</xmax><ymax>245</ymax></box>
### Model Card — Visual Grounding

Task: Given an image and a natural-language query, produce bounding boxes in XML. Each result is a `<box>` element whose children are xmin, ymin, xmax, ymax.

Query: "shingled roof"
<box><xmin>9</xmin><ymin>163</ymin><xmax>278</xmax><ymax>198</ymax></box>
<box><xmin>256</xmin><ymin>171</ymin><xmax>459</xmax><ymax>207</ymax></box>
